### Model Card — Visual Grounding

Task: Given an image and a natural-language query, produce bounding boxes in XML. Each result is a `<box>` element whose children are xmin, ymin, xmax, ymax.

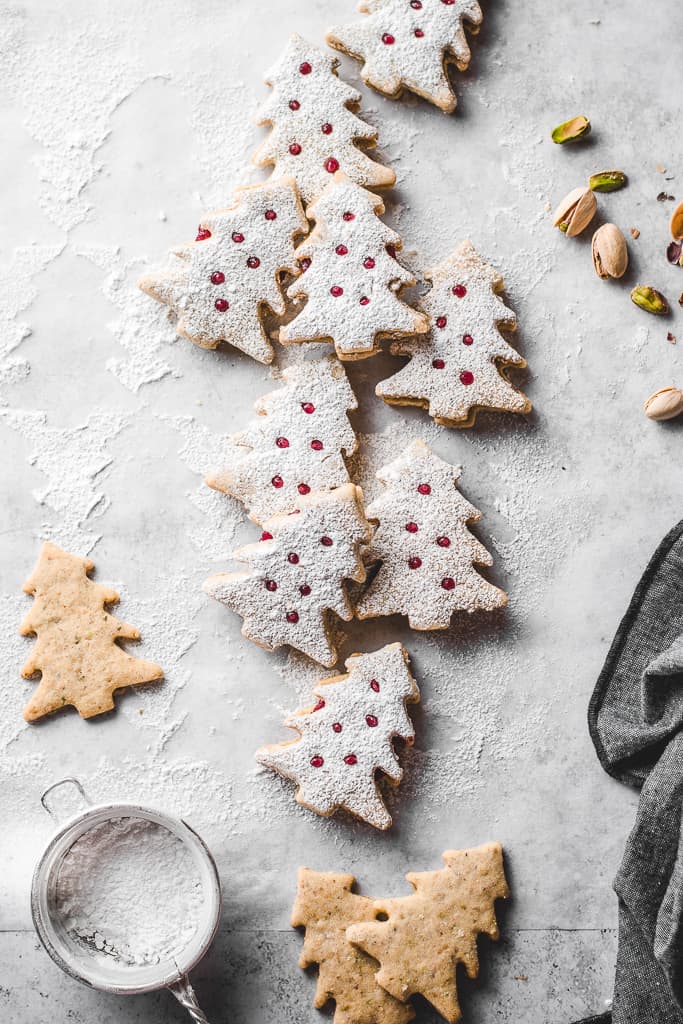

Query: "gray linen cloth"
<box><xmin>581</xmin><ymin>520</ymin><xmax>683</xmax><ymax>1024</ymax></box>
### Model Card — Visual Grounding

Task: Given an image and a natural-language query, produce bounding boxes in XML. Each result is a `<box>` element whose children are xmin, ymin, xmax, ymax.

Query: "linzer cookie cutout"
<box><xmin>138</xmin><ymin>178</ymin><xmax>308</xmax><ymax>363</ymax></box>
<box><xmin>19</xmin><ymin>542</ymin><xmax>163</xmax><ymax>722</ymax></box>
<box><xmin>206</xmin><ymin>356</ymin><xmax>358</xmax><ymax>524</ymax></box>
<box><xmin>281</xmin><ymin>172</ymin><xmax>429</xmax><ymax>360</ymax></box>
<box><xmin>347</xmin><ymin>845</ymin><xmax>509</xmax><ymax>1023</ymax></box>
<box><xmin>377</xmin><ymin>241</ymin><xmax>530</xmax><ymax>427</ymax></box>
<box><xmin>356</xmin><ymin>439</ymin><xmax>506</xmax><ymax>629</ymax></box>
<box><xmin>253</xmin><ymin>33</ymin><xmax>395</xmax><ymax>205</ymax></box>
<box><xmin>327</xmin><ymin>0</ymin><xmax>483</xmax><ymax>114</ymax></box>
<box><xmin>256</xmin><ymin>643</ymin><xmax>419</xmax><ymax>829</ymax></box>
<box><xmin>292</xmin><ymin>868</ymin><xmax>415</xmax><ymax>1024</ymax></box>
<box><xmin>203</xmin><ymin>484</ymin><xmax>371</xmax><ymax>667</ymax></box>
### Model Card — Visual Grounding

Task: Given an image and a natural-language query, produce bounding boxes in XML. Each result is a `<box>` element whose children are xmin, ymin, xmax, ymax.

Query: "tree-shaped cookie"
<box><xmin>138</xmin><ymin>178</ymin><xmax>308</xmax><ymax>363</ymax></box>
<box><xmin>281</xmin><ymin>172</ymin><xmax>429</xmax><ymax>360</ymax></box>
<box><xmin>206</xmin><ymin>357</ymin><xmax>358</xmax><ymax>524</ymax></box>
<box><xmin>256</xmin><ymin>643</ymin><xmax>419</xmax><ymax>829</ymax></box>
<box><xmin>377</xmin><ymin>241</ymin><xmax>530</xmax><ymax>427</ymax></box>
<box><xmin>292</xmin><ymin>868</ymin><xmax>415</xmax><ymax>1024</ymax></box>
<box><xmin>19</xmin><ymin>542</ymin><xmax>163</xmax><ymax>721</ymax></box>
<box><xmin>347</xmin><ymin>845</ymin><xmax>509</xmax><ymax>1023</ymax></box>
<box><xmin>253</xmin><ymin>34</ymin><xmax>395</xmax><ymax>206</ymax></box>
<box><xmin>327</xmin><ymin>0</ymin><xmax>483</xmax><ymax>114</ymax></box>
<box><xmin>203</xmin><ymin>484</ymin><xmax>371</xmax><ymax>667</ymax></box>
<box><xmin>355</xmin><ymin>439</ymin><xmax>506</xmax><ymax>629</ymax></box>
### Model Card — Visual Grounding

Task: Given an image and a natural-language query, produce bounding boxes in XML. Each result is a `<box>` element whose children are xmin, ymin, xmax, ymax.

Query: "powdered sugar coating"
<box><xmin>327</xmin><ymin>0</ymin><xmax>483</xmax><ymax>113</ymax></box>
<box><xmin>253</xmin><ymin>34</ymin><xmax>395</xmax><ymax>205</ymax></box>
<box><xmin>203</xmin><ymin>484</ymin><xmax>371</xmax><ymax>667</ymax></box>
<box><xmin>138</xmin><ymin>178</ymin><xmax>308</xmax><ymax>363</ymax></box>
<box><xmin>256</xmin><ymin>642</ymin><xmax>419</xmax><ymax>829</ymax></box>
<box><xmin>206</xmin><ymin>357</ymin><xmax>358</xmax><ymax>524</ymax></box>
<box><xmin>356</xmin><ymin>439</ymin><xmax>506</xmax><ymax>629</ymax></box>
<box><xmin>377</xmin><ymin>241</ymin><xmax>531</xmax><ymax>427</ymax></box>
<box><xmin>281</xmin><ymin>173</ymin><xmax>429</xmax><ymax>359</ymax></box>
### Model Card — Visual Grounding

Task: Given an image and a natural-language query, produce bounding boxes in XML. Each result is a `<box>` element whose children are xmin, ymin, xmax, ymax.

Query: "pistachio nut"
<box><xmin>667</xmin><ymin>241</ymin><xmax>682</xmax><ymax>266</ymax></box>
<box><xmin>552</xmin><ymin>186</ymin><xmax>597</xmax><ymax>237</ymax></box>
<box><xmin>643</xmin><ymin>386</ymin><xmax>683</xmax><ymax>422</ymax></box>
<box><xmin>551</xmin><ymin>116</ymin><xmax>591</xmax><ymax>144</ymax></box>
<box><xmin>630</xmin><ymin>285</ymin><xmax>670</xmax><ymax>315</ymax></box>
<box><xmin>671</xmin><ymin>201</ymin><xmax>683</xmax><ymax>241</ymax></box>
<box><xmin>589</xmin><ymin>170</ymin><xmax>627</xmax><ymax>193</ymax></box>
<box><xmin>592</xmin><ymin>224</ymin><xmax>628</xmax><ymax>280</ymax></box>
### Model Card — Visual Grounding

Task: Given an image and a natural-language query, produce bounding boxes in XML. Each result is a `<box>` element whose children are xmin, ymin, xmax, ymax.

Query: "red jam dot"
<box><xmin>359</xmin><ymin>296</ymin><xmax>370</xmax><ymax>305</ymax></box>
<box><xmin>301</xmin><ymin>402</ymin><xmax>315</xmax><ymax>414</ymax></box>
<box><xmin>410</xmin><ymin>0</ymin><xmax>422</xmax><ymax>7</ymax></box>
<box><xmin>418</xmin><ymin>483</ymin><xmax>431</xmax><ymax>495</ymax></box>
<box><xmin>335</xmin><ymin>244</ymin><xmax>348</xmax><ymax>255</ymax></box>
<box><xmin>442</xmin><ymin>0</ymin><xmax>455</xmax><ymax>5</ymax></box>
<box><xmin>232</xmin><ymin>231</ymin><xmax>244</xmax><ymax>243</ymax></box>
<box><xmin>265</xmin><ymin>209</ymin><xmax>277</xmax><ymax>221</ymax></box>
<box><xmin>310</xmin><ymin>439</ymin><xmax>323</xmax><ymax>451</ymax></box>
<box><xmin>436</xmin><ymin>316</ymin><xmax>447</xmax><ymax>329</ymax></box>
<box><xmin>264</xmin><ymin>579</ymin><xmax>277</xmax><ymax>592</ymax></box>
<box><xmin>298</xmin><ymin>483</ymin><xmax>310</xmax><ymax>495</ymax></box>
<box><xmin>271</xmin><ymin>475</ymin><xmax>284</xmax><ymax>488</ymax></box>
<box><xmin>289</xmin><ymin>99</ymin><xmax>300</xmax><ymax>111</ymax></box>
<box><xmin>275</xmin><ymin>436</ymin><xmax>289</xmax><ymax>449</ymax></box>
<box><xmin>300</xmin><ymin>583</ymin><xmax>311</xmax><ymax>596</ymax></box>
<box><xmin>321</xmin><ymin>123</ymin><xmax>333</xmax><ymax>135</ymax></box>
<box><xmin>363</xmin><ymin>257</ymin><xmax>375</xmax><ymax>269</ymax></box>
<box><xmin>462</xmin><ymin>334</ymin><xmax>474</xmax><ymax>346</ymax></box>
<box><xmin>405</xmin><ymin>522</ymin><xmax>418</xmax><ymax>533</ymax></box>
<box><xmin>299</xmin><ymin>62</ymin><xmax>312</xmax><ymax>75</ymax></box>
<box><xmin>432</xmin><ymin>358</ymin><xmax>445</xmax><ymax>369</ymax></box>
<box><xmin>288</xmin><ymin>552</ymin><xmax>299</xmax><ymax>565</ymax></box>
<box><xmin>195</xmin><ymin>227</ymin><xmax>211</xmax><ymax>241</ymax></box>
<box><xmin>330</xmin><ymin>285</ymin><xmax>344</xmax><ymax>297</ymax></box>
<box><xmin>214</xmin><ymin>298</ymin><xmax>229</xmax><ymax>312</ymax></box>
<box><xmin>286</xmin><ymin>610</ymin><xmax>300</xmax><ymax>624</ymax></box>
<box><xmin>344</xmin><ymin>754</ymin><xmax>358</xmax><ymax>765</ymax></box>
<box><xmin>414</xmin><ymin>28</ymin><xmax>424</xmax><ymax>37</ymax></box>
<box><xmin>442</xmin><ymin>577</ymin><xmax>456</xmax><ymax>590</ymax></box>
<box><xmin>210</xmin><ymin>271</ymin><xmax>225</xmax><ymax>285</ymax></box>
<box><xmin>299</xmin><ymin>257</ymin><xmax>311</xmax><ymax>272</ymax></box>
<box><xmin>332</xmin><ymin>722</ymin><xmax>342</xmax><ymax>733</ymax></box>
<box><xmin>325</xmin><ymin>157</ymin><xmax>340</xmax><ymax>173</ymax></box>
<box><xmin>313</xmin><ymin>699</ymin><xmax>325</xmax><ymax>711</ymax></box>
<box><xmin>310</xmin><ymin>754</ymin><xmax>324</xmax><ymax>767</ymax></box>
<box><xmin>382</xmin><ymin>33</ymin><xmax>395</xmax><ymax>44</ymax></box>
<box><xmin>365</xmin><ymin>714</ymin><xmax>378</xmax><ymax>727</ymax></box>
<box><xmin>320</xmin><ymin>536</ymin><xmax>333</xmax><ymax>547</ymax></box>
<box><xmin>452</xmin><ymin>283</ymin><xmax>467</xmax><ymax>297</ymax></box>
<box><xmin>436</xmin><ymin>536</ymin><xmax>451</xmax><ymax>548</ymax></box>
<box><xmin>260</xmin><ymin>531</ymin><xmax>273</xmax><ymax>541</ymax></box>
<box><xmin>408</xmin><ymin>557</ymin><xmax>422</xmax><ymax>569</ymax></box>
<box><xmin>460</xmin><ymin>370</ymin><xmax>474</xmax><ymax>386</ymax></box>
<box><xmin>342</xmin><ymin>211</ymin><xmax>355</xmax><ymax>221</ymax></box>
<box><xmin>247</xmin><ymin>255</ymin><xmax>261</xmax><ymax>269</ymax></box>
<box><xmin>289</xmin><ymin>143</ymin><xmax>302</xmax><ymax>155</ymax></box>
<box><xmin>370</xmin><ymin>679</ymin><xmax>380</xmax><ymax>692</ymax></box>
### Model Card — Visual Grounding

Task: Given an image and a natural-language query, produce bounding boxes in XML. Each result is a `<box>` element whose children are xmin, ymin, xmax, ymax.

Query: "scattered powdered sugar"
<box><xmin>54</xmin><ymin>816</ymin><xmax>204</xmax><ymax>967</ymax></box>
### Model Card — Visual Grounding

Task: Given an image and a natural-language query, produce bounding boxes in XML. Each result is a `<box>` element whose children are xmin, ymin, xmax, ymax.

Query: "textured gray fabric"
<box><xmin>586</xmin><ymin>521</ymin><xmax>683</xmax><ymax>1024</ymax></box>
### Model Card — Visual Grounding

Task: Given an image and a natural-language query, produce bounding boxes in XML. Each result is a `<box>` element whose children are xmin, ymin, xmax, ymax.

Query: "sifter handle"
<box><xmin>168</xmin><ymin>975</ymin><xmax>211</xmax><ymax>1024</ymax></box>
<box><xmin>40</xmin><ymin>777</ymin><xmax>91</xmax><ymax>824</ymax></box>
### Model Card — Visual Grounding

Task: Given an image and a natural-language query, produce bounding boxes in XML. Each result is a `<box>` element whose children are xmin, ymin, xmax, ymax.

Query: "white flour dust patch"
<box><xmin>0</xmin><ymin>593</ymin><xmax>31</xmax><ymax>752</ymax></box>
<box><xmin>0</xmin><ymin>408</ymin><xmax>127</xmax><ymax>553</ymax></box>
<box><xmin>77</xmin><ymin>246</ymin><xmax>182</xmax><ymax>392</ymax></box>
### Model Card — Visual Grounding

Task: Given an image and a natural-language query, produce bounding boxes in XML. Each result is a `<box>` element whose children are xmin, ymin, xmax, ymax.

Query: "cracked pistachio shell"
<box><xmin>592</xmin><ymin>224</ymin><xmax>628</xmax><ymax>279</ymax></box>
<box><xmin>671</xmin><ymin>201</ymin><xmax>683</xmax><ymax>241</ymax></box>
<box><xmin>552</xmin><ymin>187</ymin><xmax>597</xmax><ymax>237</ymax></box>
<box><xmin>589</xmin><ymin>170</ymin><xmax>627</xmax><ymax>193</ymax></box>
<box><xmin>644</xmin><ymin>387</ymin><xmax>683</xmax><ymax>421</ymax></box>
<box><xmin>551</xmin><ymin>116</ymin><xmax>591</xmax><ymax>144</ymax></box>
<box><xmin>631</xmin><ymin>286</ymin><xmax>670</xmax><ymax>315</ymax></box>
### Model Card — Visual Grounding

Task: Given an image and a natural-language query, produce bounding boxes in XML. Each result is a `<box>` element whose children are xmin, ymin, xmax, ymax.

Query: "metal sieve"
<box><xmin>31</xmin><ymin>778</ymin><xmax>222</xmax><ymax>1024</ymax></box>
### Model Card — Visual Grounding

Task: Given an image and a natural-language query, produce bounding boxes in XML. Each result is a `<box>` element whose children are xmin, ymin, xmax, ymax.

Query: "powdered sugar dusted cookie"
<box><xmin>281</xmin><ymin>172</ymin><xmax>429</xmax><ymax>360</ymax></box>
<box><xmin>138</xmin><ymin>178</ymin><xmax>308</xmax><ymax>363</ymax></box>
<box><xmin>356</xmin><ymin>439</ymin><xmax>506</xmax><ymax>629</ymax></box>
<box><xmin>254</xmin><ymin>34</ymin><xmax>395</xmax><ymax>205</ymax></box>
<box><xmin>377</xmin><ymin>241</ymin><xmax>530</xmax><ymax>427</ymax></box>
<box><xmin>206</xmin><ymin>356</ymin><xmax>358</xmax><ymax>524</ymax></box>
<box><xmin>256</xmin><ymin>643</ymin><xmax>419</xmax><ymax>829</ymax></box>
<box><xmin>203</xmin><ymin>484</ymin><xmax>371</xmax><ymax>667</ymax></box>
<box><xmin>327</xmin><ymin>0</ymin><xmax>483</xmax><ymax>114</ymax></box>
